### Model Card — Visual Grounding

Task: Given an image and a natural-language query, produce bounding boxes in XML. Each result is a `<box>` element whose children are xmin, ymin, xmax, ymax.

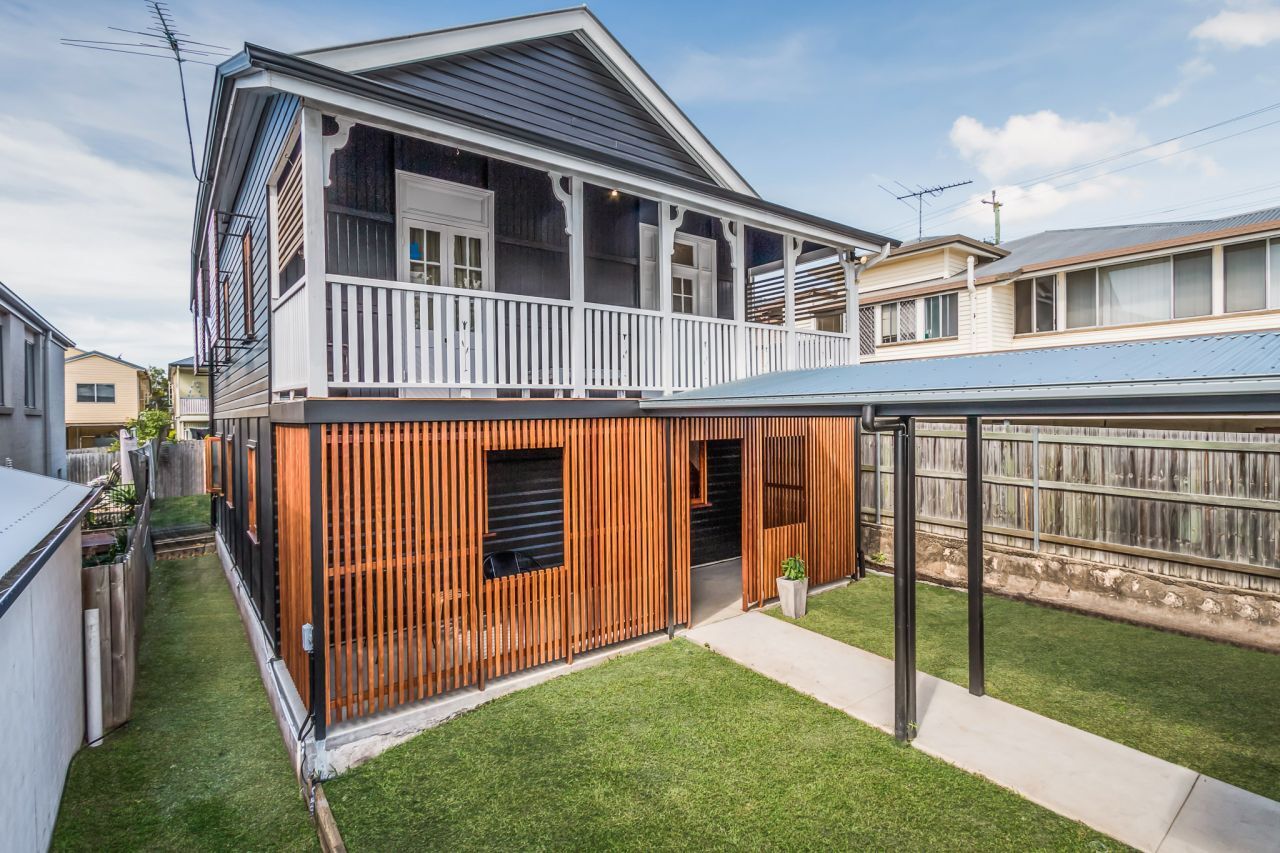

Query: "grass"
<box><xmin>325</xmin><ymin>640</ymin><xmax>1120</xmax><ymax>851</ymax></box>
<box><xmin>771</xmin><ymin>574</ymin><xmax>1280</xmax><ymax>801</ymax></box>
<box><xmin>150</xmin><ymin>494</ymin><xmax>210</xmax><ymax>529</ymax></box>
<box><xmin>52</xmin><ymin>556</ymin><xmax>316</xmax><ymax>852</ymax></box>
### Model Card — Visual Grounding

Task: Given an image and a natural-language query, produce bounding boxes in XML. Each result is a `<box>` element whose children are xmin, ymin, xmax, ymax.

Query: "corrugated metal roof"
<box><xmin>0</xmin><ymin>469</ymin><xmax>91</xmax><ymax>576</ymax></box>
<box><xmin>970</xmin><ymin>206</ymin><xmax>1280</xmax><ymax>281</ymax></box>
<box><xmin>642</xmin><ymin>332</ymin><xmax>1280</xmax><ymax>412</ymax></box>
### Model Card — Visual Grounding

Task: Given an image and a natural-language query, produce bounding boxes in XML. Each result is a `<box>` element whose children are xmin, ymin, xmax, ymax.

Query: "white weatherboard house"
<box><xmin>850</xmin><ymin>206</ymin><xmax>1280</xmax><ymax>363</ymax></box>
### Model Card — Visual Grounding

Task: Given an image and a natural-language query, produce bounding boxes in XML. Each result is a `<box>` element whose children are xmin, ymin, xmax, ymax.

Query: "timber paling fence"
<box><xmin>82</xmin><ymin>452</ymin><xmax>154</xmax><ymax>735</ymax></box>
<box><xmin>66</xmin><ymin>448</ymin><xmax>114</xmax><ymax>484</ymax></box>
<box><xmin>155</xmin><ymin>440</ymin><xmax>205</xmax><ymax>499</ymax></box>
<box><xmin>861</xmin><ymin>423</ymin><xmax>1280</xmax><ymax>592</ymax></box>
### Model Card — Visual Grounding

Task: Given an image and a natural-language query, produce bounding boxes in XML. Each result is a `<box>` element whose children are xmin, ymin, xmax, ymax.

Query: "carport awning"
<box><xmin>641</xmin><ymin>332</ymin><xmax>1280</xmax><ymax>417</ymax></box>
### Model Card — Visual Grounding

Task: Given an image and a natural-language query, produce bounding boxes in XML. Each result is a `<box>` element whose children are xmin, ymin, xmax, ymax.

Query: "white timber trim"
<box><xmin>658</xmin><ymin>202</ymin><xmax>686</xmax><ymax>393</ymax></box>
<box><xmin>299</xmin><ymin>107</ymin><xmax>328</xmax><ymax>396</ymax></box>
<box><xmin>229</xmin><ymin>71</ymin><xmax>875</xmax><ymax>252</ymax></box>
<box><xmin>721</xmin><ymin>218</ymin><xmax>748</xmax><ymax>378</ymax></box>
<box><xmin>569</xmin><ymin>176</ymin><xmax>586</xmax><ymax>397</ymax></box>
<box><xmin>839</xmin><ymin>249</ymin><xmax>858</xmax><ymax>364</ymax></box>
<box><xmin>296</xmin><ymin>9</ymin><xmax>755</xmax><ymax>195</ymax></box>
<box><xmin>783</xmin><ymin>235</ymin><xmax>801</xmax><ymax>370</ymax></box>
<box><xmin>322</xmin><ymin>117</ymin><xmax>355</xmax><ymax>187</ymax></box>
<box><xmin>547</xmin><ymin>172</ymin><xmax>573</xmax><ymax>236</ymax></box>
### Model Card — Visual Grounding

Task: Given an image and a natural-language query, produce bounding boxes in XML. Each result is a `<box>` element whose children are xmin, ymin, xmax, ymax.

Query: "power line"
<box><xmin>890</xmin><ymin>179</ymin><xmax>973</xmax><ymax>241</ymax></box>
<box><xmin>873</xmin><ymin>98</ymin><xmax>1280</xmax><ymax>237</ymax></box>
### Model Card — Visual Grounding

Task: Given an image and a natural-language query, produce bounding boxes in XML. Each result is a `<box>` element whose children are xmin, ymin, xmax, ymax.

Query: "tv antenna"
<box><xmin>881</xmin><ymin>179</ymin><xmax>973</xmax><ymax>240</ymax></box>
<box><xmin>61</xmin><ymin>2</ymin><xmax>230</xmax><ymax>182</ymax></box>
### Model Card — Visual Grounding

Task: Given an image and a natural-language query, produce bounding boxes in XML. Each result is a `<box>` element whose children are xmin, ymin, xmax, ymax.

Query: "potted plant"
<box><xmin>777</xmin><ymin>555</ymin><xmax>808</xmax><ymax>618</ymax></box>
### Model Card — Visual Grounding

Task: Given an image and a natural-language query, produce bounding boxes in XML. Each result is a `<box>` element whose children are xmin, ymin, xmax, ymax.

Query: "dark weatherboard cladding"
<box><xmin>360</xmin><ymin>34</ymin><xmax>716</xmax><ymax>186</ymax></box>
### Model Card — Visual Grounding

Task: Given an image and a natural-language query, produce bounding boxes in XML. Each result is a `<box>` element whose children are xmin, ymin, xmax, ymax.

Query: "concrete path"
<box><xmin>685</xmin><ymin>612</ymin><xmax>1280</xmax><ymax>853</ymax></box>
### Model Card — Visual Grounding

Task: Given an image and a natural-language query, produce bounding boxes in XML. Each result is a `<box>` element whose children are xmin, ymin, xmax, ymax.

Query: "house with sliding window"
<box><xmin>63</xmin><ymin>349</ymin><xmax>149</xmax><ymax>449</ymax></box>
<box><xmin>851</xmin><ymin>207</ymin><xmax>1280</xmax><ymax>361</ymax></box>
<box><xmin>0</xmin><ymin>280</ymin><xmax>72</xmax><ymax>477</ymax></box>
<box><xmin>191</xmin><ymin>8</ymin><xmax>892</xmax><ymax>764</ymax></box>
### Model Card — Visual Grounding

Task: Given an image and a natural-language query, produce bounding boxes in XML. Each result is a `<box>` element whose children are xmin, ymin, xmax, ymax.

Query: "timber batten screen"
<box><xmin>274</xmin><ymin>414</ymin><xmax>859</xmax><ymax>724</ymax></box>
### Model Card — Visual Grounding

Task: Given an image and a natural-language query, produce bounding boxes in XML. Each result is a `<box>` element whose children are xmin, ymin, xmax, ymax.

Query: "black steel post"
<box><xmin>966</xmin><ymin>415</ymin><xmax>985</xmax><ymax>697</ymax></box>
<box><xmin>891</xmin><ymin>417</ymin><xmax>918</xmax><ymax>741</ymax></box>
<box><xmin>853</xmin><ymin>417</ymin><xmax>864</xmax><ymax>579</ymax></box>
<box><xmin>665</xmin><ymin>420</ymin><xmax>676</xmax><ymax>638</ymax></box>
<box><xmin>307</xmin><ymin>424</ymin><xmax>328</xmax><ymax>742</ymax></box>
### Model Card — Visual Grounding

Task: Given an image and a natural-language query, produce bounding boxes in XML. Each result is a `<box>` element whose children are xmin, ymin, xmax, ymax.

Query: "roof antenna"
<box><xmin>61</xmin><ymin>1</ymin><xmax>229</xmax><ymax>183</ymax></box>
<box><xmin>982</xmin><ymin>190</ymin><xmax>1004</xmax><ymax>245</ymax></box>
<box><xmin>892</xmin><ymin>179</ymin><xmax>973</xmax><ymax>241</ymax></box>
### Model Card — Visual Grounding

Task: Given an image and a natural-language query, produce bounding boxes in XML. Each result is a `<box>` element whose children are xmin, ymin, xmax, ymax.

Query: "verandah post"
<box><xmin>893</xmin><ymin>416</ymin><xmax>917</xmax><ymax>742</ymax></box>
<box><xmin>568</xmin><ymin>176</ymin><xmax>586</xmax><ymax>396</ymax></box>
<box><xmin>783</xmin><ymin>235</ymin><xmax>799</xmax><ymax>370</ymax></box>
<box><xmin>299</xmin><ymin>107</ymin><xmax>329</xmax><ymax>398</ymax></box>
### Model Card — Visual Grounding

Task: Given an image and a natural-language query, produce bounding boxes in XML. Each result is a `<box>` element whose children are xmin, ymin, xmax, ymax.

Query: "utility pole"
<box><xmin>982</xmin><ymin>190</ymin><xmax>1003</xmax><ymax>245</ymax></box>
<box><xmin>890</xmin><ymin>180</ymin><xmax>973</xmax><ymax>241</ymax></box>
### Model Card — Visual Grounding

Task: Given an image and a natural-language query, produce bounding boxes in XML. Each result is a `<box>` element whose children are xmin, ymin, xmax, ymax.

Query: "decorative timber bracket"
<box><xmin>322</xmin><ymin>117</ymin><xmax>355</xmax><ymax>188</ymax></box>
<box><xmin>661</xmin><ymin>204</ymin><xmax>688</xmax><ymax>258</ymax></box>
<box><xmin>718</xmin><ymin>218</ymin><xmax>740</xmax><ymax>269</ymax></box>
<box><xmin>548</xmin><ymin>171</ymin><xmax>574</xmax><ymax>236</ymax></box>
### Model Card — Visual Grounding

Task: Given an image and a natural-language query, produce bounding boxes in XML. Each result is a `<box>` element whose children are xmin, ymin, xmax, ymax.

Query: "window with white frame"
<box><xmin>1225</xmin><ymin>240</ymin><xmax>1266</xmax><ymax>313</ymax></box>
<box><xmin>879</xmin><ymin>298</ymin><xmax>917</xmax><ymax>344</ymax></box>
<box><xmin>396</xmin><ymin>171</ymin><xmax>494</xmax><ymax>291</ymax></box>
<box><xmin>880</xmin><ymin>301</ymin><xmax>900</xmax><ymax>344</ymax></box>
<box><xmin>639</xmin><ymin>226</ymin><xmax>717</xmax><ymax>316</ymax></box>
<box><xmin>923</xmin><ymin>292</ymin><xmax>959</xmax><ymax>339</ymax></box>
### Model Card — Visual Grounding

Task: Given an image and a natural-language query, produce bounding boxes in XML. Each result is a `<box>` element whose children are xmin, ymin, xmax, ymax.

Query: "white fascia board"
<box><xmin>242</xmin><ymin>70</ymin><xmax>879</xmax><ymax>252</ymax></box>
<box><xmin>296</xmin><ymin>8</ymin><xmax>755</xmax><ymax>197</ymax></box>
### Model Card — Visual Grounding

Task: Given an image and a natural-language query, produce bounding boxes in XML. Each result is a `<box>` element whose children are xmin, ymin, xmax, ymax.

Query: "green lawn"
<box><xmin>326</xmin><ymin>640</ymin><xmax>1119</xmax><ymax>851</ymax></box>
<box><xmin>150</xmin><ymin>494</ymin><xmax>210</xmax><ymax>529</ymax></box>
<box><xmin>52</xmin><ymin>556</ymin><xmax>316</xmax><ymax>852</ymax></box>
<box><xmin>771</xmin><ymin>574</ymin><xmax>1280</xmax><ymax>801</ymax></box>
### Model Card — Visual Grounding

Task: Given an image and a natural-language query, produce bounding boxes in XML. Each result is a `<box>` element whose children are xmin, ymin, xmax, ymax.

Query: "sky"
<box><xmin>2</xmin><ymin>0</ymin><xmax>1279</xmax><ymax>366</ymax></box>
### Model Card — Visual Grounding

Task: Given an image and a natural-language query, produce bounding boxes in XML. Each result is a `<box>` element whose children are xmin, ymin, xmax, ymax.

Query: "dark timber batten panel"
<box><xmin>360</xmin><ymin>34</ymin><xmax>715</xmax><ymax>186</ymax></box>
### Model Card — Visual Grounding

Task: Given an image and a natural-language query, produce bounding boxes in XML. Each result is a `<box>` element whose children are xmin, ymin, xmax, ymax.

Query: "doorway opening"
<box><xmin>689</xmin><ymin>438</ymin><xmax>743</xmax><ymax>626</ymax></box>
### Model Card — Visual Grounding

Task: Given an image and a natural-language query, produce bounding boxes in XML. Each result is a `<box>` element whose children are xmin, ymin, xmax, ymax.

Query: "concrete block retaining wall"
<box><xmin>862</xmin><ymin>522</ymin><xmax>1280</xmax><ymax>652</ymax></box>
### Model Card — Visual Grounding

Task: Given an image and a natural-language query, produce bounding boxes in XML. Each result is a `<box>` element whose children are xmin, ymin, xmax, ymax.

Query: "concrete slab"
<box><xmin>687</xmin><ymin>610</ymin><xmax>1275</xmax><ymax>853</ymax></box>
<box><xmin>690</xmin><ymin>559</ymin><xmax>744</xmax><ymax>627</ymax></box>
<box><xmin>1159</xmin><ymin>776</ymin><xmax>1280</xmax><ymax>853</ymax></box>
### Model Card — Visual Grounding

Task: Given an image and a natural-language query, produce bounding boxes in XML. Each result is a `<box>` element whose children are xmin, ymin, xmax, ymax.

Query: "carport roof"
<box><xmin>640</xmin><ymin>332</ymin><xmax>1280</xmax><ymax>418</ymax></box>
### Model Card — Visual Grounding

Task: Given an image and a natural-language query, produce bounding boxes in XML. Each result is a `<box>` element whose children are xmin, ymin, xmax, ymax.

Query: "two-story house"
<box><xmin>0</xmin><ymin>281</ymin><xmax>72</xmax><ymax>476</ymax></box>
<box><xmin>192</xmin><ymin>8</ymin><xmax>893</xmax><ymax>747</ymax></box>
<box><xmin>168</xmin><ymin>356</ymin><xmax>209</xmax><ymax>439</ymax></box>
<box><xmin>64</xmin><ymin>349</ymin><xmax>149</xmax><ymax>448</ymax></box>
<box><xmin>852</xmin><ymin>207</ymin><xmax>1280</xmax><ymax>362</ymax></box>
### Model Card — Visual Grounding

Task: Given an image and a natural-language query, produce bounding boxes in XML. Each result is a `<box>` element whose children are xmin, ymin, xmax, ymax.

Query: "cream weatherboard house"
<box><xmin>853</xmin><ymin>206</ymin><xmax>1280</xmax><ymax>362</ymax></box>
<box><xmin>63</xmin><ymin>349</ymin><xmax>149</xmax><ymax>448</ymax></box>
<box><xmin>168</xmin><ymin>357</ymin><xmax>209</xmax><ymax>439</ymax></box>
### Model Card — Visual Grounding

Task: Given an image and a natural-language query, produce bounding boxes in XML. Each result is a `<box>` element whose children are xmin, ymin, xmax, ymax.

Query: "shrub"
<box><xmin>780</xmin><ymin>555</ymin><xmax>806</xmax><ymax>581</ymax></box>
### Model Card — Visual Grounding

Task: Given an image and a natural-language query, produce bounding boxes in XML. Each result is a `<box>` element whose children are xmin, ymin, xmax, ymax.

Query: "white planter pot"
<box><xmin>776</xmin><ymin>577</ymin><xmax>809</xmax><ymax>618</ymax></box>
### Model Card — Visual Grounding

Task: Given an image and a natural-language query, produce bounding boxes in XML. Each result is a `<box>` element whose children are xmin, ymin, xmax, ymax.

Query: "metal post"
<box><xmin>852</xmin><ymin>417</ymin><xmax>863</xmax><ymax>579</ymax></box>
<box><xmin>966</xmin><ymin>415</ymin><xmax>985</xmax><ymax>697</ymax></box>
<box><xmin>893</xmin><ymin>416</ymin><xmax>917</xmax><ymax>741</ymax></box>
<box><xmin>873</xmin><ymin>434</ymin><xmax>882</xmax><ymax>525</ymax></box>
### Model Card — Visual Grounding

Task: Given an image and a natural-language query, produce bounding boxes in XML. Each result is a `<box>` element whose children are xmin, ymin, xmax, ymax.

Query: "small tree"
<box><xmin>125</xmin><ymin>409</ymin><xmax>172</xmax><ymax>444</ymax></box>
<box><xmin>146</xmin><ymin>365</ymin><xmax>171</xmax><ymax>411</ymax></box>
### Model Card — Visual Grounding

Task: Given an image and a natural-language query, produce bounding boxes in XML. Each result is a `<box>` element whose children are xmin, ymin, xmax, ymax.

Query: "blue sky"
<box><xmin>2</xmin><ymin>0</ymin><xmax>1279</xmax><ymax>364</ymax></box>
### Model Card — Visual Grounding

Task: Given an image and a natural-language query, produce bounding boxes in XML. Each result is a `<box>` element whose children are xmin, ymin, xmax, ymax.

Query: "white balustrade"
<box><xmin>744</xmin><ymin>323</ymin><xmax>788</xmax><ymax>377</ymax></box>
<box><xmin>795</xmin><ymin>331</ymin><xmax>852</xmax><ymax>370</ymax></box>
<box><xmin>671</xmin><ymin>315</ymin><xmax>738</xmax><ymax>390</ymax></box>
<box><xmin>583</xmin><ymin>305</ymin><xmax>663</xmax><ymax>391</ymax></box>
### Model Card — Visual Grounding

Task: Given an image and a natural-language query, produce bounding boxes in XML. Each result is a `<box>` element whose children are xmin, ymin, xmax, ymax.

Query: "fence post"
<box><xmin>874</xmin><ymin>434</ymin><xmax>882</xmax><ymax>525</ymax></box>
<box><xmin>1032</xmin><ymin>426</ymin><xmax>1041</xmax><ymax>552</ymax></box>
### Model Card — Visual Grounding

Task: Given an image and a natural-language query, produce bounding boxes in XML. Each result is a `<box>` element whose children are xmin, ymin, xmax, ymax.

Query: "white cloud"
<box><xmin>0</xmin><ymin>116</ymin><xmax>194</xmax><ymax>366</ymax></box>
<box><xmin>953</xmin><ymin>177</ymin><xmax>1135</xmax><ymax>236</ymax></box>
<box><xmin>1191</xmin><ymin>4</ymin><xmax>1280</xmax><ymax>48</ymax></box>
<box><xmin>664</xmin><ymin>33</ymin><xmax>822</xmax><ymax>103</ymax></box>
<box><xmin>1150</xmin><ymin>56</ymin><xmax>1215</xmax><ymax>109</ymax></box>
<box><xmin>949</xmin><ymin>110</ymin><xmax>1145</xmax><ymax>183</ymax></box>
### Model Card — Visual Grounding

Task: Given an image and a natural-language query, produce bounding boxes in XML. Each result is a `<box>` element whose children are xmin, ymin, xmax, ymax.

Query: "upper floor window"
<box><xmin>397</xmin><ymin>171</ymin><xmax>493</xmax><ymax>291</ymax></box>
<box><xmin>922</xmin><ymin>292</ymin><xmax>958</xmax><ymax>340</ymax></box>
<box><xmin>1015</xmin><ymin>275</ymin><xmax>1057</xmax><ymax>333</ymax></box>
<box><xmin>1173</xmin><ymin>250</ymin><xmax>1212</xmax><ymax>319</ymax></box>
<box><xmin>76</xmin><ymin>383</ymin><xmax>116</xmax><ymax>403</ymax></box>
<box><xmin>1225</xmin><ymin>240</ymin><xmax>1266</xmax><ymax>313</ymax></box>
<box><xmin>880</xmin><ymin>298</ymin><xmax>918</xmax><ymax>344</ymax></box>
<box><xmin>23</xmin><ymin>339</ymin><xmax>37</xmax><ymax>408</ymax></box>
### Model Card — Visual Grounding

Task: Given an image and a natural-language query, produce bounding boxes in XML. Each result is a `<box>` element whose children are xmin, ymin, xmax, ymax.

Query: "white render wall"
<box><xmin>0</xmin><ymin>531</ymin><xmax>85</xmax><ymax>853</ymax></box>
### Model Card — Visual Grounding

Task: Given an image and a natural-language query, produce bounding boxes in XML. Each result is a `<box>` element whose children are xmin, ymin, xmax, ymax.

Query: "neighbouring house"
<box><xmin>0</xmin><ymin>280</ymin><xmax>72</xmax><ymax>477</ymax></box>
<box><xmin>191</xmin><ymin>7</ymin><xmax>892</xmax><ymax>764</ymax></box>
<box><xmin>168</xmin><ymin>356</ymin><xmax>209</xmax><ymax>439</ymax></box>
<box><xmin>0</xmin><ymin>467</ymin><xmax>93</xmax><ymax>851</ymax></box>
<box><xmin>64</xmin><ymin>349</ymin><xmax>149</xmax><ymax>449</ymax></box>
<box><xmin>851</xmin><ymin>206</ymin><xmax>1280</xmax><ymax>362</ymax></box>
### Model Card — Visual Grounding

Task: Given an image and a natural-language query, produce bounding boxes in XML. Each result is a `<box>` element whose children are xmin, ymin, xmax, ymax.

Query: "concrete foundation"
<box><xmin>862</xmin><ymin>522</ymin><xmax>1280</xmax><ymax>652</ymax></box>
